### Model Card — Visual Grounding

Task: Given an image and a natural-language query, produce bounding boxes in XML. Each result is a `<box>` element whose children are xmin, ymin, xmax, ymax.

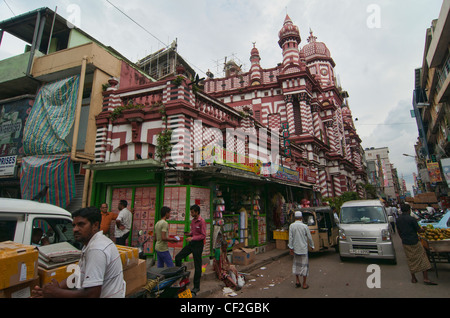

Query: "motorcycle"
<box><xmin>139</xmin><ymin>266</ymin><xmax>192</xmax><ymax>298</ymax></box>
<box><xmin>132</xmin><ymin>231</ymin><xmax>192</xmax><ymax>298</ymax></box>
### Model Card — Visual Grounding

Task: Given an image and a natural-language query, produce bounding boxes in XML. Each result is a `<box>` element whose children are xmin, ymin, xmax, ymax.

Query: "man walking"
<box><xmin>175</xmin><ymin>204</ymin><xmax>206</xmax><ymax>295</ymax></box>
<box><xmin>288</xmin><ymin>211</ymin><xmax>314</xmax><ymax>289</ymax></box>
<box><xmin>396</xmin><ymin>203</ymin><xmax>437</xmax><ymax>285</ymax></box>
<box><xmin>115</xmin><ymin>200</ymin><xmax>132</xmax><ymax>246</ymax></box>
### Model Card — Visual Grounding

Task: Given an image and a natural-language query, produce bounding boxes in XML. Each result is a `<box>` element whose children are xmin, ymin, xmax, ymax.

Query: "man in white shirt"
<box><xmin>32</xmin><ymin>207</ymin><xmax>125</xmax><ymax>298</ymax></box>
<box><xmin>288</xmin><ymin>211</ymin><xmax>314</xmax><ymax>289</ymax></box>
<box><xmin>115</xmin><ymin>200</ymin><xmax>133</xmax><ymax>246</ymax></box>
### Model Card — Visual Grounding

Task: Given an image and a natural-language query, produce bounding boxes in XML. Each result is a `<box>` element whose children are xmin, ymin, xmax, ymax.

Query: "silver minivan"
<box><xmin>338</xmin><ymin>200</ymin><xmax>397</xmax><ymax>264</ymax></box>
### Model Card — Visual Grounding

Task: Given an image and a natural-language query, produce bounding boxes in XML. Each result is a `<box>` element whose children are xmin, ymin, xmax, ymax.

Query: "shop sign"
<box><xmin>0</xmin><ymin>155</ymin><xmax>17</xmax><ymax>176</ymax></box>
<box><xmin>296</xmin><ymin>166</ymin><xmax>316</xmax><ymax>183</ymax></box>
<box><xmin>441</xmin><ymin>158</ymin><xmax>450</xmax><ymax>187</ymax></box>
<box><xmin>427</xmin><ymin>160</ymin><xmax>442</xmax><ymax>183</ymax></box>
<box><xmin>201</xmin><ymin>145</ymin><xmax>262</xmax><ymax>175</ymax></box>
<box><xmin>262</xmin><ymin>163</ymin><xmax>299</xmax><ymax>183</ymax></box>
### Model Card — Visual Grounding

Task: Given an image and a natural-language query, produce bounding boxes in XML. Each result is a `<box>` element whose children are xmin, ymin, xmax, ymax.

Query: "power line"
<box><xmin>103</xmin><ymin>0</ymin><xmax>207</xmax><ymax>76</ymax></box>
<box><xmin>3</xmin><ymin>0</ymin><xmax>15</xmax><ymax>16</ymax></box>
<box><xmin>104</xmin><ymin>0</ymin><xmax>168</xmax><ymax>48</ymax></box>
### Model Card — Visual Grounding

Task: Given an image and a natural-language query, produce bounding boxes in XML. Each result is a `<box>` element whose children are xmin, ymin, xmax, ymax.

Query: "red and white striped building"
<box><xmin>204</xmin><ymin>15</ymin><xmax>367</xmax><ymax>198</ymax></box>
<box><xmin>93</xmin><ymin>14</ymin><xmax>366</xmax><ymax>200</ymax></box>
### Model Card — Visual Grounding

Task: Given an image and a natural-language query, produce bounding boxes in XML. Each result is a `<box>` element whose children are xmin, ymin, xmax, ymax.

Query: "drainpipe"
<box><xmin>70</xmin><ymin>56</ymin><xmax>92</xmax><ymax>208</ymax></box>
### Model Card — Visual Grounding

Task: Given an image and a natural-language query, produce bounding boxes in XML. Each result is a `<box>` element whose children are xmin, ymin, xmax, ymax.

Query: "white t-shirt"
<box><xmin>115</xmin><ymin>208</ymin><xmax>133</xmax><ymax>238</ymax></box>
<box><xmin>79</xmin><ymin>231</ymin><xmax>125</xmax><ymax>298</ymax></box>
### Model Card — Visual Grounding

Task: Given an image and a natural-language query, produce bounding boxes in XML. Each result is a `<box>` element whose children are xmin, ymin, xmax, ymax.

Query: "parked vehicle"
<box><xmin>419</xmin><ymin>209</ymin><xmax>450</xmax><ymax>229</ymax></box>
<box><xmin>0</xmin><ymin>198</ymin><xmax>76</xmax><ymax>247</ymax></box>
<box><xmin>131</xmin><ymin>266</ymin><xmax>192</xmax><ymax>298</ymax></box>
<box><xmin>300</xmin><ymin>206</ymin><xmax>339</xmax><ymax>252</ymax></box>
<box><xmin>338</xmin><ymin>200</ymin><xmax>397</xmax><ymax>264</ymax></box>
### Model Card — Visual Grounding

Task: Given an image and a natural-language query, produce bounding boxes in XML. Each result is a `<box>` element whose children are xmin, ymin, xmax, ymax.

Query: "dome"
<box><xmin>251</xmin><ymin>43</ymin><xmax>260</xmax><ymax>57</ymax></box>
<box><xmin>278</xmin><ymin>14</ymin><xmax>301</xmax><ymax>47</ymax></box>
<box><xmin>301</xmin><ymin>30</ymin><xmax>331</xmax><ymax>59</ymax></box>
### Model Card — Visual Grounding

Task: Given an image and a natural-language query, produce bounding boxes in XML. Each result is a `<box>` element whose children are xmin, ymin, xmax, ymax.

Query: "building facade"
<box><xmin>364</xmin><ymin>147</ymin><xmax>398</xmax><ymax>200</ymax></box>
<box><xmin>0</xmin><ymin>7</ymin><xmax>153</xmax><ymax>210</ymax></box>
<box><xmin>204</xmin><ymin>15</ymin><xmax>366</xmax><ymax>199</ymax></box>
<box><xmin>412</xmin><ymin>1</ymin><xmax>450</xmax><ymax>201</ymax></box>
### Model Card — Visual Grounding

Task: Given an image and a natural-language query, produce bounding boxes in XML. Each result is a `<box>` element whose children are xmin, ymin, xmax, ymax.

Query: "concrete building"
<box><xmin>412</xmin><ymin>0</ymin><xmax>450</xmax><ymax>200</ymax></box>
<box><xmin>364</xmin><ymin>147</ymin><xmax>397</xmax><ymax>200</ymax></box>
<box><xmin>0</xmin><ymin>7</ymin><xmax>153</xmax><ymax>210</ymax></box>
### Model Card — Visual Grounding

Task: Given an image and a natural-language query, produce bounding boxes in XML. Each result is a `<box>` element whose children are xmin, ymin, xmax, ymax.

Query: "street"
<box><xmin>207</xmin><ymin>231</ymin><xmax>450</xmax><ymax>298</ymax></box>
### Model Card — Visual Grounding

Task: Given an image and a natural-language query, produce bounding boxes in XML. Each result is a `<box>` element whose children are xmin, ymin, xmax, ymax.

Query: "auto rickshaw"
<box><xmin>299</xmin><ymin>206</ymin><xmax>340</xmax><ymax>253</ymax></box>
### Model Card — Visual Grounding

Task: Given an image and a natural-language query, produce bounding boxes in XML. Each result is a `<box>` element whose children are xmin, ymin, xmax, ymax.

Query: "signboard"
<box><xmin>1</xmin><ymin>98</ymin><xmax>33</xmax><ymax>157</ymax></box>
<box><xmin>441</xmin><ymin>158</ymin><xmax>450</xmax><ymax>186</ymax></box>
<box><xmin>0</xmin><ymin>155</ymin><xmax>17</xmax><ymax>176</ymax></box>
<box><xmin>427</xmin><ymin>161</ymin><xmax>442</xmax><ymax>183</ymax></box>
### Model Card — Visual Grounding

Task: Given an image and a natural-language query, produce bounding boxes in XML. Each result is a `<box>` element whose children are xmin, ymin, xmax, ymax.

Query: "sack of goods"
<box><xmin>37</xmin><ymin>242</ymin><xmax>81</xmax><ymax>269</ymax></box>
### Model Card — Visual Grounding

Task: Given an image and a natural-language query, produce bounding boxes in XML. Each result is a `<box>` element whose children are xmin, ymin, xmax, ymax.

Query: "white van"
<box><xmin>0</xmin><ymin>198</ymin><xmax>76</xmax><ymax>247</ymax></box>
<box><xmin>338</xmin><ymin>200</ymin><xmax>397</xmax><ymax>264</ymax></box>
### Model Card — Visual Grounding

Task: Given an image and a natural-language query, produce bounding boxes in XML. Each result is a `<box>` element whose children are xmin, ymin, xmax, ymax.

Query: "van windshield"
<box><xmin>340</xmin><ymin>206</ymin><xmax>387</xmax><ymax>224</ymax></box>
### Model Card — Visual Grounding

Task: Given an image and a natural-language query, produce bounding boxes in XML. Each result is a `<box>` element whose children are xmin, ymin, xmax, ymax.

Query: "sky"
<box><xmin>0</xmin><ymin>0</ymin><xmax>445</xmax><ymax>194</ymax></box>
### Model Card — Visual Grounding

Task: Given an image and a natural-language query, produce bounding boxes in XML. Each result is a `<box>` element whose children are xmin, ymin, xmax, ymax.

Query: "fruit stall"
<box><xmin>419</xmin><ymin>227</ymin><xmax>450</xmax><ymax>277</ymax></box>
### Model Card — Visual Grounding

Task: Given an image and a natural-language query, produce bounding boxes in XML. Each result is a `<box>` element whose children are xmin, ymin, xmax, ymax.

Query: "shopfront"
<box><xmin>87</xmin><ymin>159</ymin><xmax>164</xmax><ymax>256</ymax></box>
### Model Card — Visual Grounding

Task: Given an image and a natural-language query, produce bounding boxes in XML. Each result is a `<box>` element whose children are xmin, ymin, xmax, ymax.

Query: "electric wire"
<box><xmin>3</xmin><ymin>0</ymin><xmax>15</xmax><ymax>16</ymax></box>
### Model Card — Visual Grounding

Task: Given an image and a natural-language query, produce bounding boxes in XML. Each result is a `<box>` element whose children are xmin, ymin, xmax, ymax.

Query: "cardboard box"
<box><xmin>276</xmin><ymin>239</ymin><xmax>288</xmax><ymax>250</ymax></box>
<box><xmin>38</xmin><ymin>262</ymin><xmax>78</xmax><ymax>287</ymax></box>
<box><xmin>123</xmin><ymin>259</ymin><xmax>146</xmax><ymax>296</ymax></box>
<box><xmin>231</xmin><ymin>244</ymin><xmax>256</xmax><ymax>266</ymax></box>
<box><xmin>116</xmin><ymin>245</ymin><xmax>139</xmax><ymax>270</ymax></box>
<box><xmin>0</xmin><ymin>278</ymin><xmax>40</xmax><ymax>298</ymax></box>
<box><xmin>0</xmin><ymin>241</ymin><xmax>39</xmax><ymax>290</ymax></box>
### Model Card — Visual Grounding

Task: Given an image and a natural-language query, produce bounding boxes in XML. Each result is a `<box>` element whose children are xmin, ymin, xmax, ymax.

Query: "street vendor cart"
<box><xmin>420</xmin><ymin>238</ymin><xmax>450</xmax><ymax>278</ymax></box>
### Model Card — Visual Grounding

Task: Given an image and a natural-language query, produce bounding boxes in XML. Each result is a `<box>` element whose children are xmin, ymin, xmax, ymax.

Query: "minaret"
<box><xmin>249</xmin><ymin>42</ymin><xmax>262</xmax><ymax>85</ymax></box>
<box><xmin>278</xmin><ymin>14</ymin><xmax>302</xmax><ymax>74</ymax></box>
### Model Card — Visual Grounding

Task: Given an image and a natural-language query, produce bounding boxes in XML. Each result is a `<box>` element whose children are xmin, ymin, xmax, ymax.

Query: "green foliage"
<box><xmin>323</xmin><ymin>191</ymin><xmax>360</xmax><ymax>214</ymax></box>
<box><xmin>109</xmin><ymin>101</ymin><xmax>145</xmax><ymax>121</ymax></box>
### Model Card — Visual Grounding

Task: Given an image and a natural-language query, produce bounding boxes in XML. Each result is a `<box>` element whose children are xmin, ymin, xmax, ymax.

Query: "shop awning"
<box><xmin>193</xmin><ymin>165</ymin><xmax>314</xmax><ymax>189</ymax></box>
<box><xmin>83</xmin><ymin>158</ymin><xmax>163</xmax><ymax>171</ymax></box>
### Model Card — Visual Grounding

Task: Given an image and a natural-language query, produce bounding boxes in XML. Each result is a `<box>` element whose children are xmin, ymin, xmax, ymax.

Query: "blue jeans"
<box><xmin>156</xmin><ymin>250</ymin><xmax>174</xmax><ymax>268</ymax></box>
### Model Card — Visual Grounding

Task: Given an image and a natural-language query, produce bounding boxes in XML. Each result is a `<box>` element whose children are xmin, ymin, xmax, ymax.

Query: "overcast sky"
<box><xmin>0</xmin><ymin>0</ymin><xmax>445</xmax><ymax>194</ymax></box>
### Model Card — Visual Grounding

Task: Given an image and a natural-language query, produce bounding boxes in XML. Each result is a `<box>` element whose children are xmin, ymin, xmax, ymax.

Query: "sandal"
<box><xmin>424</xmin><ymin>281</ymin><xmax>438</xmax><ymax>285</ymax></box>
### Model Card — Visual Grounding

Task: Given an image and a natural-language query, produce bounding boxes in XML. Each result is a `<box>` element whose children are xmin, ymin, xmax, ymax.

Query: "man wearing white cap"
<box><xmin>288</xmin><ymin>211</ymin><xmax>315</xmax><ymax>289</ymax></box>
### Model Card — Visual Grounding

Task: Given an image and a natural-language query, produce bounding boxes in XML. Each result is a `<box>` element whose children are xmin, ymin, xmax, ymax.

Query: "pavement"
<box><xmin>186</xmin><ymin>242</ymin><xmax>290</xmax><ymax>298</ymax></box>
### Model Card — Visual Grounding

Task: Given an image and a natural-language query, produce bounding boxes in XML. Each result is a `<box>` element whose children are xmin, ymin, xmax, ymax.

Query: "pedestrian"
<box><xmin>100</xmin><ymin>203</ymin><xmax>117</xmax><ymax>237</ymax></box>
<box><xmin>115</xmin><ymin>200</ymin><xmax>132</xmax><ymax>246</ymax></box>
<box><xmin>154</xmin><ymin>206</ymin><xmax>179</xmax><ymax>268</ymax></box>
<box><xmin>32</xmin><ymin>207</ymin><xmax>125</xmax><ymax>298</ymax></box>
<box><xmin>396</xmin><ymin>203</ymin><xmax>437</xmax><ymax>286</ymax></box>
<box><xmin>175</xmin><ymin>204</ymin><xmax>206</xmax><ymax>295</ymax></box>
<box><xmin>385</xmin><ymin>202</ymin><xmax>396</xmax><ymax>233</ymax></box>
<box><xmin>288</xmin><ymin>211</ymin><xmax>315</xmax><ymax>289</ymax></box>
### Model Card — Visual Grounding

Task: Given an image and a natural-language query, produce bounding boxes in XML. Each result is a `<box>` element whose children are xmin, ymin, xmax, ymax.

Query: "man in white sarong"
<box><xmin>288</xmin><ymin>211</ymin><xmax>315</xmax><ymax>289</ymax></box>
